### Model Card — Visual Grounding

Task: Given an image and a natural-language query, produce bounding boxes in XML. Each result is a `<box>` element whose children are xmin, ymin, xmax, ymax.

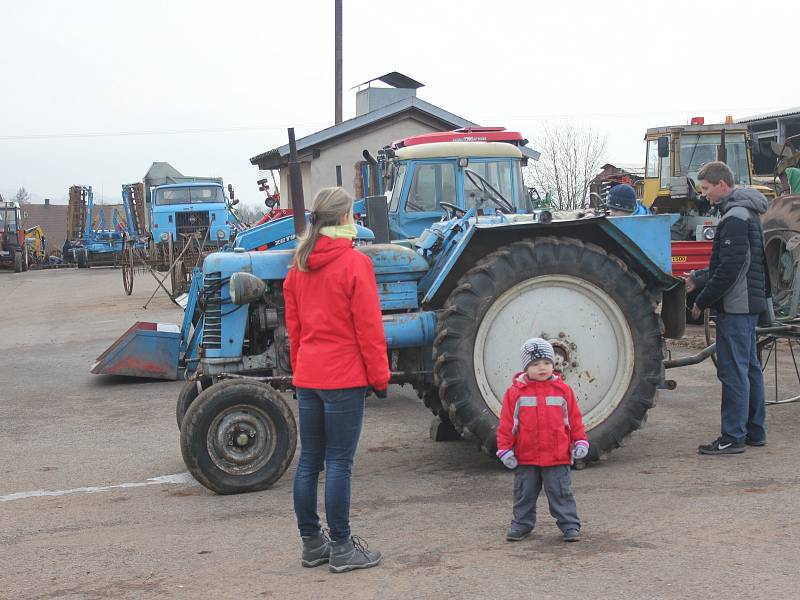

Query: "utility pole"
<box><xmin>335</xmin><ymin>0</ymin><xmax>342</xmax><ymax>125</ymax></box>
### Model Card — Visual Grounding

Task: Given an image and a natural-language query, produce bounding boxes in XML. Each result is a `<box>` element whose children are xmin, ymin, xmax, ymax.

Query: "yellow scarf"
<box><xmin>320</xmin><ymin>223</ymin><xmax>357</xmax><ymax>240</ymax></box>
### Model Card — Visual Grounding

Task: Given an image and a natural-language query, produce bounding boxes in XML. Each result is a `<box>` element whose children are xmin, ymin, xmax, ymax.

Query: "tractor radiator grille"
<box><xmin>202</xmin><ymin>271</ymin><xmax>223</xmax><ymax>349</ymax></box>
<box><xmin>176</xmin><ymin>211</ymin><xmax>210</xmax><ymax>238</ymax></box>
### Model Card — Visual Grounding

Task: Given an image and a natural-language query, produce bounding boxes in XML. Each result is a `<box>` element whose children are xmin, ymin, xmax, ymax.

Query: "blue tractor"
<box><xmin>166</xmin><ymin>141</ymin><xmax>685</xmax><ymax>494</ymax></box>
<box><xmin>120</xmin><ymin>179</ymin><xmax>239</xmax><ymax>296</ymax></box>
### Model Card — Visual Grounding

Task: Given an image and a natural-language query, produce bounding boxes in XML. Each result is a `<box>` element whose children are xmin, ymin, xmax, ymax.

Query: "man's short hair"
<box><xmin>698</xmin><ymin>161</ymin><xmax>734</xmax><ymax>188</ymax></box>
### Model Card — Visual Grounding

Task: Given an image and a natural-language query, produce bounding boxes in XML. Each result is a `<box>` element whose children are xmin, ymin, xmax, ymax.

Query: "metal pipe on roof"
<box><xmin>288</xmin><ymin>128</ymin><xmax>306</xmax><ymax>236</ymax></box>
<box><xmin>335</xmin><ymin>0</ymin><xmax>342</xmax><ymax>125</ymax></box>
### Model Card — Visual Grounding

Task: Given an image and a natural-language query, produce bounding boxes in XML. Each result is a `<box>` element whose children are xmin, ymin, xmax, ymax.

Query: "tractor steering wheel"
<box><xmin>439</xmin><ymin>202</ymin><xmax>463</xmax><ymax>219</ymax></box>
<box><xmin>464</xmin><ymin>169</ymin><xmax>515</xmax><ymax>214</ymax></box>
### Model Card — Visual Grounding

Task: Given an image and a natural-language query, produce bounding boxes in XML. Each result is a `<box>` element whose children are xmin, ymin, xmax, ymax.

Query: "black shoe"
<box><xmin>329</xmin><ymin>536</ymin><xmax>381</xmax><ymax>573</ymax></box>
<box><xmin>745</xmin><ymin>437</ymin><xmax>767</xmax><ymax>447</ymax></box>
<box><xmin>563</xmin><ymin>528</ymin><xmax>581</xmax><ymax>542</ymax></box>
<box><xmin>505</xmin><ymin>525</ymin><xmax>533</xmax><ymax>542</ymax></box>
<box><xmin>301</xmin><ymin>531</ymin><xmax>330</xmax><ymax>567</ymax></box>
<box><xmin>698</xmin><ymin>437</ymin><xmax>745</xmax><ymax>455</ymax></box>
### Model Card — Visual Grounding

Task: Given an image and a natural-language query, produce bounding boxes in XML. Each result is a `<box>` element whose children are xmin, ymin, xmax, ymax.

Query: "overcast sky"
<box><xmin>1</xmin><ymin>0</ymin><xmax>797</xmax><ymax>208</ymax></box>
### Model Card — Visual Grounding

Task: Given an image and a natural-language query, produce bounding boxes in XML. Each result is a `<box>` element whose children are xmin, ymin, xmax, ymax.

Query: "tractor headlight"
<box><xmin>217</xmin><ymin>229</ymin><xmax>226</xmax><ymax>240</ymax></box>
<box><xmin>160</xmin><ymin>232</ymin><xmax>169</xmax><ymax>242</ymax></box>
<box><xmin>230</xmin><ymin>272</ymin><xmax>266</xmax><ymax>305</ymax></box>
<box><xmin>702</xmin><ymin>226</ymin><xmax>716</xmax><ymax>241</ymax></box>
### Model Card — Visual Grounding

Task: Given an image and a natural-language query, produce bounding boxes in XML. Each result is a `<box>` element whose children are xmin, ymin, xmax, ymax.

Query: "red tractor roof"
<box><xmin>391</xmin><ymin>127</ymin><xmax>527</xmax><ymax>150</ymax></box>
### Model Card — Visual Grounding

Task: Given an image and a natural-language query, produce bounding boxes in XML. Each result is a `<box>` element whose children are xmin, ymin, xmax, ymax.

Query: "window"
<box><xmin>679</xmin><ymin>133</ymin><xmax>750</xmax><ymax>185</ymax></box>
<box><xmin>154</xmin><ymin>186</ymin><xmax>225</xmax><ymax>205</ymax></box>
<box><xmin>388</xmin><ymin>164</ymin><xmax>407</xmax><ymax>213</ymax></box>
<box><xmin>646</xmin><ymin>140</ymin><xmax>659</xmax><ymax>178</ymax></box>
<box><xmin>0</xmin><ymin>208</ymin><xmax>17</xmax><ymax>231</ymax></box>
<box><xmin>406</xmin><ymin>163</ymin><xmax>456</xmax><ymax>212</ymax></box>
<box><xmin>464</xmin><ymin>160</ymin><xmax>513</xmax><ymax>209</ymax></box>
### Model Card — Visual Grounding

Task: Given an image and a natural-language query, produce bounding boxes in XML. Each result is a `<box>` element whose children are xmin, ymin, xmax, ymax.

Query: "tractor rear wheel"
<box><xmin>180</xmin><ymin>379</ymin><xmax>297</xmax><ymax>494</ymax></box>
<box><xmin>76</xmin><ymin>247</ymin><xmax>89</xmax><ymax>269</ymax></box>
<box><xmin>762</xmin><ymin>194</ymin><xmax>800</xmax><ymax>316</ymax></box>
<box><xmin>13</xmin><ymin>251</ymin><xmax>23</xmax><ymax>273</ymax></box>
<box><xmin>432</xmin><ymin>237</ymin><xmax>663</xmax><ymax>460</ymax></box>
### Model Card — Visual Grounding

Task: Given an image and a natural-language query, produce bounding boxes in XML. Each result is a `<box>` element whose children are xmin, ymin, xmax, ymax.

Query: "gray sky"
<box><xmin>1</xmin><ymin>0</ymin><xmax>797</xmax><ymax>208</ymax></box>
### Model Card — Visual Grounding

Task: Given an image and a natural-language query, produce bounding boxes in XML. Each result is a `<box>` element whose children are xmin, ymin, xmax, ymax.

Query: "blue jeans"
<box><xmin>293</xmin><ymin>386</ymin><xmax>366</xmax><ymax>541</ymax></box>
<box><xmin>715</xmin><ymin>312</ymin><xmax>766</xmax><ymax>443</ymax></box>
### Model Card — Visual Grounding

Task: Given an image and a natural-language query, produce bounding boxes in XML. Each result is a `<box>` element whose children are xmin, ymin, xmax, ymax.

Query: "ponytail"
<box><xmin>293</xmin><ymin>187</ymin><xmax>354</xmax><ymax>271</ymax></box>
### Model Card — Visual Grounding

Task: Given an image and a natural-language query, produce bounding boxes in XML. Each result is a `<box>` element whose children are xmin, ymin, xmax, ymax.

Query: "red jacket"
<box><xmin>496</xmin><ymin>373</ymin><xmax>587</xmax><ymax>466</ymax></box>
<box><xmin>284</xmin><ymin>236</ymin><xmax>390</xmax><ymax>390</ymax></box>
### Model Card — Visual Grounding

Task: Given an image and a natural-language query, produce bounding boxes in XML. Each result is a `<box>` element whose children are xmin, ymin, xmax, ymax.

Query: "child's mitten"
<box><xmin>497</xmin><ymin>449</ymin><xmax>518</xmax><ymax>469</ymax></box>
<box><xmin>571</xmin><ymin>440</ymin><xmax>589</xmax><ymax>460</ymax></box>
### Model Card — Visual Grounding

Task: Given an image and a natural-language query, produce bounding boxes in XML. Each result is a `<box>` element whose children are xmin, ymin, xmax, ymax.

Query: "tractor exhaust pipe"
<box><xmin>288</xmin><ymin>127</ymin><xmax>306</xmax><ymax>236</ymax></box>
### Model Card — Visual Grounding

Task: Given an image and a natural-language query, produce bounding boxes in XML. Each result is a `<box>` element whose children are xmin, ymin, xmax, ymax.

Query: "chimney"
<box><xmin>355</xmin><ymin>72</ymin><xmax>424</xmax><ymax>117</ymax></box>
<box><xmin>44</xmin><ymin>198</ymin><xmax>50</xmax><ymax>207</ymax></box>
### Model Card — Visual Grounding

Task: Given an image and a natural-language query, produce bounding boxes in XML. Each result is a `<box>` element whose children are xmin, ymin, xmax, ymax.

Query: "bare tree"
<box><xmin>14</xmin><ymin>187</ymin><xmax>31</xmax><ymax>204</ymax></box>
<box><xmin>234</xmin><ymin>203</ymin><xmax>266</xmax><ymax>226</ymax></box>
<box><xmin>523</xmin><ymin>122</ymin><xmax>606</xmax><ymax>211</ymax></box>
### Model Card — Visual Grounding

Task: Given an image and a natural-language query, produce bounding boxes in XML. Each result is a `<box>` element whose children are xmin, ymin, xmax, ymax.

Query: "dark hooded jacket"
<box><xmin>694</xmin><ymin>187</ymin><xmax>769</xmax><ymax>314</ymax></box>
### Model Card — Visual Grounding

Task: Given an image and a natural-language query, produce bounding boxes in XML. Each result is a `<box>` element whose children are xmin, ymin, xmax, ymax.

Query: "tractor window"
<box><xmin>646</xmin><ymin>140</ymin><xmax>659</xmax><ymax>178</ymax></box>
<box><xmin>0</xmin><ymin>209</ymin><xmax>16</xmax><ymax>231</ymax></box>
<box><xmin>679</xmin><ymin>133</ymin><xmax>751</xmax><ymax>185</ymax></box>
<box><xmin>155</xmin><ymin>186</ymin><xmax>224</xmax><ymax>205</ymax></box>
<box><xmin>464</xmin><ymin>160</ymin><xmax>513</xmax><ymax>209</ymax></box>
<box><xmin>189</xmin><ymin>186</ymin><xmax>225</xmax><ymax>203</ymax></box>
<box><xmin>406</xmin><ymin>163</ymin><xmax>456</xmax><ymax>212</ymax></box>
<box><xmin>388</xmin><ymin>164</ymin><xmax>407</xmax><ymax>213</ymax></box>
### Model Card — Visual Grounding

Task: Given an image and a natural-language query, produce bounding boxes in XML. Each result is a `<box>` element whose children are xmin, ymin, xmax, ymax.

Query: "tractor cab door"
<box><xmin>389</xmin><ymin>159</ymin><xmax>458</xmax><ymax>240</ymax></box>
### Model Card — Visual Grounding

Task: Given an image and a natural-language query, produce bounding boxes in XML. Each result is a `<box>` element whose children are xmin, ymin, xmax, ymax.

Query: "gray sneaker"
<box><xmin>301</xmin><ymin>531</ymin><xmax>330</xmax><ymax>567</ymax></box>
<box><xmin>563</xmin><ymin>528</ymin><xmax>581</xmax><ymax>542</ymax></box>
<box><xmin>329</xmin><ymin>536</ymin><xmax>382</xmax><ymax>573</ymax></box>
<box><xmin>506</xmin><ymin>525</ymin><xmax>533</xmax><ymax>542</ymax></box>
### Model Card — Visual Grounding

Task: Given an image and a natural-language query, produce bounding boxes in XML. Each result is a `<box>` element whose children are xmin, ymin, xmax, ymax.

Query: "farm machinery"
<box><xmin>0</xmin><ymin>200</ymin><xmax>28</xmax><ymax>272</ymax></box>
<box><xmin>95</xmin><ymin>134</ymin><xmax>686</xmax><ymax>495</ymax></box>
<box><xmin>119</xmin><ymin>176</ymin><xmax>241</xmax><ymax>298</ymax></box>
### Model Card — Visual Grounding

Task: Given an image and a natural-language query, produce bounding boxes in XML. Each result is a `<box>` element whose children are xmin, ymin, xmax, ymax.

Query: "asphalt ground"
<box><xmin>2</xmin><ymin>267</ymin><xmax>799</xmax><ymax>600</ymax></box>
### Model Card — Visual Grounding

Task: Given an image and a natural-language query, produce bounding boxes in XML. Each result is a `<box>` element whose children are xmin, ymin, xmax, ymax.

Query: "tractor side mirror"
<box><xmin>227</xmin><ymin>183</ymin><xmax>235</xmax><ymax>200</ymax></box>
<box><xmin>658</xmin><ymin>136</ymin><xmax>669</xmax><ymax>158</ymax></box>
<box><xmin>459</xmin><ymin>157</ymin><xmax>469</xmax><ymax>167</ymax></box>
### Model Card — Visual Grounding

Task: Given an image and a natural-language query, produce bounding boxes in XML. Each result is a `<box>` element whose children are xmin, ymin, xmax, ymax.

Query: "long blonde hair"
<box><xmin>293</xmin><ymin>187</ymin><xmax>354</xmax><ymax>272</ymax></box>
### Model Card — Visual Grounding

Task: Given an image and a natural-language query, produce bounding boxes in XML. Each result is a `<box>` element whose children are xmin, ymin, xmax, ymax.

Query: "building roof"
<box><xmin>250</xmin><ymin>97</ymin><xmax>539</xmax><ymax>169</ymax></box>
<box><xmin>736</xmin><ymin>106</ymin><xmax>800</xmax><ymax>123</ymax></box>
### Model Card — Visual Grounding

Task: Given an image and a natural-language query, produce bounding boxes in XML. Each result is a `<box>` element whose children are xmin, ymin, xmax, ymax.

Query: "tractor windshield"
<box><xmin>679</xmin><ymin>133</ymin><xmax>751</xmax><ymax>185</ymax></box>
<box><xmin>0</xmin><ymin>208</ymin><xmax>17</xmax><ymax>231</ymax></box>
<box><xmin>463</xmin><ymin>160</ymin><xmax>515</xmax><ymax>210</ymax></box>
<box><xmin>155</xmin><ymin>186</ymin><xmax>225</xmax><ymax>206</ymax></box>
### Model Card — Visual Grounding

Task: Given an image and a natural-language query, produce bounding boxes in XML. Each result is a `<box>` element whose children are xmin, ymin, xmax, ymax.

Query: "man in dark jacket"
<box><xmin>685</xmin><ymin>162</ymin><xmax>769</xmax><ymax>455</ymax></box>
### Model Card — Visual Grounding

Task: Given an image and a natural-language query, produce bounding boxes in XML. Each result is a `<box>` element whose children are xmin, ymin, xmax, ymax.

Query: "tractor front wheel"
<box><xmin>180</xmin><ymin>379</ymin><xmax>297</xmax><ymax>494</ymax></box>
<box><xmin>432</xmin><ymin>237</ymin><xmax>663</xmax><ymax>461</ymax></box>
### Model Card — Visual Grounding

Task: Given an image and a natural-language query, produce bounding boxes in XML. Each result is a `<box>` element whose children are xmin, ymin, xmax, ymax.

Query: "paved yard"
<box><xmin>2</xmin><ymin>267</ymin><xmax>799</xmax><ymax>599</ymax></box>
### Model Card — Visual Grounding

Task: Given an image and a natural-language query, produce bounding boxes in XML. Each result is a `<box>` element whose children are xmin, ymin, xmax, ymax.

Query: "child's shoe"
<box><xmin>505</xmin><ymin>525</ymin><xmax>532</xmax><ymax>541</ymax></box>
<box><xmin>563</xmin><ymin>528</ymin><xmax>581</xmax><ymax>542</ymax></box>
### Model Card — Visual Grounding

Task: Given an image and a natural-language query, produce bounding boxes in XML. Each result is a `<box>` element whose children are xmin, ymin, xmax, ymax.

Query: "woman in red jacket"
<box><xmin>284</xmin><ymin>187</ymin><xmax>390</xmax><ymax>573</ymax></box>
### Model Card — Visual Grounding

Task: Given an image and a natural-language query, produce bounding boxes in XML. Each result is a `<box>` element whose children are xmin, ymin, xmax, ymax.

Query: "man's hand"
<box><xmin>373</xmin><ymin>388</ymin><xmax>388</xmax><ymax>399</ymax></box>
<box><xmin>684</xmin><ymin>273</ymin><xmax>697</xmax><ymax>293</ymax></box>
<box><xmin>691</xmin><ymin>303</ymin><xmax>702</xmax><ymax>321</ymax></box>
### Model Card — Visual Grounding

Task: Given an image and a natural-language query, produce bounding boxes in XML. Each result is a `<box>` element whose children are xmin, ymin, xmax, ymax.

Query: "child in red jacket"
<box><xmin>496</xmin><ymin>337</ymin><xmax>589</xmax><ymax>542</ymax></box>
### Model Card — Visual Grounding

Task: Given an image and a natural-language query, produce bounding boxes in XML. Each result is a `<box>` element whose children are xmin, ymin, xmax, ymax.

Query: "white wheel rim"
<box><xmin>473</xmin><ymin>274</ymin><xmax>635</xmax><ymax>430</ymax></box>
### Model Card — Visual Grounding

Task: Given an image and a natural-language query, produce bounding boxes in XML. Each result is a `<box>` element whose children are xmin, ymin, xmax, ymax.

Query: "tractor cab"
<box><xmin>383</xmin><ymin>141</ymin><xmax>529</xmax><ymax>240</ymax></box>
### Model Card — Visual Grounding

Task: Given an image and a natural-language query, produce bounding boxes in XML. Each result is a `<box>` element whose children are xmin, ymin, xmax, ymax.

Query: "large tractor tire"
<box><xmin>175</xmin><ymin>376</ymin><xmax>212</xmax><ymax>429</ymax></box>
<box><xmin>13</xmin><ymin>251</ymin><xmax>23</xmax><ymax>273</ymax></box>
<box><xmin>762</xmin><ymin>194</ymin><xmax>800</xmax><ymax>313</ymax></box>
<box><xmin>180</xmin><ymin>379</ymin><xmax>297</xmax><ymax>494</ymax></box>
<box><xmin>432</xmin><ymin>237</ymin><xmax>663</xmax><ymax>461</ymax></box>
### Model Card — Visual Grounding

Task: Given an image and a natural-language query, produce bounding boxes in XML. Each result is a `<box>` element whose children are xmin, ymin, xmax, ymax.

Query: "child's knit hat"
<box><xmin>521</xmin><ymin>337</ymin><xmax>555</xmax><ymax>371</ymax></box>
